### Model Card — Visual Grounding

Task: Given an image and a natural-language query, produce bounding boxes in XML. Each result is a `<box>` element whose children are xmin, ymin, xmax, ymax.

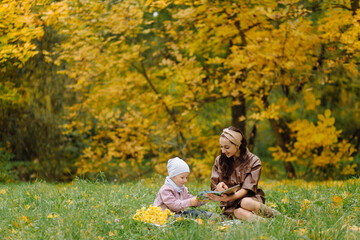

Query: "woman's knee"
<box><xmin>233</xmin><ymin>208</ymin><xmax>252</xmax><ymax>220</ymax></box>
<box><xmin>240</xmin><ymin>197</ymin><xmax>258</xmax><ymax>210</ymax></box>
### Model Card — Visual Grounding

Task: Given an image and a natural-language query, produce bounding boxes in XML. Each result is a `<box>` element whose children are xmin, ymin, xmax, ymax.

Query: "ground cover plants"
<box><xmin>0</xmin><ymin>176</ymin><xmax>359</xmax><ymax>239</ymax></box>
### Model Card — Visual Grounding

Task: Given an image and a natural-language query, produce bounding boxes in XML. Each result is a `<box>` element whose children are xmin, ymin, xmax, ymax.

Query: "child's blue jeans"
<box><xmin>173</xmin><ymin>209</ymin><xmax>217</xmax><ymax>219</ymax></box>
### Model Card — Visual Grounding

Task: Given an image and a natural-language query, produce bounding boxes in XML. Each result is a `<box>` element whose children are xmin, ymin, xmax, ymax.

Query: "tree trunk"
<box><xmin>231</xmin><ymin>93</ymin><xmax>246</xmax><ymax>135</ymax></box>
<box><xmin>268</xmin><ymin>118</ymin><xmax>296</xmax><ymax>179</ymax></box>
<box><xmin>351</xmin><ymin>0</ymin><xmax>359</xmax><ymax>15</ymax></box>
<box><xmin>247</xmin><ymin>124</ymin><xmax>257</xmax><ymax>152</ymax></box>
<box><xmin>262</xmin><ymin>94</ymin><xmax>296</xmax><ymax>178</ymax></box>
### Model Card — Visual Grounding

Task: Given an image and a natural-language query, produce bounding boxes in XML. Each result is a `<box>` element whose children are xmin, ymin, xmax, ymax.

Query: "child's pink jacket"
<box><xmin>153</xmin><ymin>184</ymin><xmax>204</xmax><ymax>213</ymax></box>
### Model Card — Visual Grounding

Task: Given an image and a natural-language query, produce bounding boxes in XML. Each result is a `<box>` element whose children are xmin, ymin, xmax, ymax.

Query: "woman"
<box><xmin>208</xmin><ymin>126</ymin><xmax>281</xmax><ymax>221</ymax></box>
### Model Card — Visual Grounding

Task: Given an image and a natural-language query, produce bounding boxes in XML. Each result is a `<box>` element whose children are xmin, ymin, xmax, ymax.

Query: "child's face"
<box><xmin>171</xmin><ymin>172</ymin><xmax>190</xmax><ymax>187</ymax></box>
<box><xmin>220</xmin><ymin>136</ymin><xmax>240</xmax><ymax>158</ymax></box>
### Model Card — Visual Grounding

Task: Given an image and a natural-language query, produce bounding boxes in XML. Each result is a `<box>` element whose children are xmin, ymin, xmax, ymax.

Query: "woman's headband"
<box><xmin>222</xmin><ymin>128</ymin><xmax>243</xmax><ymax>146</ymax></box>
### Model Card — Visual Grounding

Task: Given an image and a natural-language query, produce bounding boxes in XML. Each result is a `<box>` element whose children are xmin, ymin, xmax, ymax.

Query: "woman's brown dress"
<box><xmin>210</xmin><ymin>151</ymin><xmax>265</xmax><ymax>216</ymax></box>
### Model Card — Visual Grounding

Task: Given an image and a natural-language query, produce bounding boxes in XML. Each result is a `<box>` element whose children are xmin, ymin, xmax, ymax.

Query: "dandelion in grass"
<box><xmin>133</xmin><ymin>205</ymin><xmax>174</xmax><ymax>225</ymax></box>
<box><xmin>13</xmin><ymin>221</ymin><xmax>19</xmax><ymax>228</ymax></box>
<box><xmin>295</xmin><ymin>228</ymin><xmax>307</xmax><ymax>236</ymax></box>
<box><xmin>22</xmin><ymin>216</ymin><xmax>31</xmax><ymax>223</ymax></box>
<box><xmin>266</xmin><ymin>201</ymin><xmax>277</xmax><ymax>208</ymax></box>
<box><xmin>195</xmin><ymin>218</ymin><xmax>203</xmax><ymax>225</ymax></box>
<box><xmin>47</xmin><ymin>213</ymin><xmax>59</xmax><ymax>218</ymax></box>
<box><xmin>300</xmin><ymin>199</ymin><xmax>311</xmax><ymax>212</ymax></box>
<box><xmin>218</xmin><ymin>225</ymin><xmax>229</xmax><ymax>230</ymax></box>
<box><xmin>281</xmin><ymin>196</ymin><xmax>289</xmax><ymax>204</ymax></box>
<box><xmin>331</xmin><ymin>195</ymin><xmax>343</xmax><ymax>206</ymax></box>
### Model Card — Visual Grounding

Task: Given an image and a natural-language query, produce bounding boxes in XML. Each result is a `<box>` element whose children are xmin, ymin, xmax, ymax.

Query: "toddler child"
<box><xmin>153</xmin><ymin>157</ymin><xmax>215</xmax><ymax>219</ymax></box>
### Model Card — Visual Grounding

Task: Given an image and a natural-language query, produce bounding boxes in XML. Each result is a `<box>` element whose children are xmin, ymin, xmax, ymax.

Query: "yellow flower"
<box><xmin>300</xmin><ymin>199</ymin><xmax>312</xmax><ymax>212</ymax></box>
<box><xmin>218</xmin><ymin>225</ymin><xmax>229</xmax><ymax>230</ymax></box>
<box><xmin>22</xmin><ymin>216</ymin><xmax>31</xmax><ymax>223</ymax></box>
<box><xmin>331</xmin><ymin>195</ymin><xmax>343</xmax><ymax>206</ymax></box>
<box><xmin>266</xmin><ymin>201</ymin><xmax>277</xmax><ymax>208</ymax></box>
<box><xmin>25</xmin><ymin>205</ymin><xmax>30</xmax><ymax>210</ymax></box>
<box><xmin>281</xmin><ymin>196</ymin><xmax>289</xmax><ymax>204</ymax></box>
<box><xmin>176</xmin><ymin>216</ymin><xmax>183</xmax><ymax>221</ymax></box>
<box><xmin>195</xmin><ymin>218</ymin><xmax>203</xmax><ymax>225</ymax></box>
<box><xmin>47</xmin><ymin>213</ymin><xmax>59</xmax><ymax>218</ymax></box>
<box><xmin>133</xmin><ymin>205</ymin><xmax>174</xmax><ymax>225</ymax></box>
<box><xmin>0</xmin><ymin>189</ymin><xmax>6</xmax><ymax>194</ymax></box>
<box><xmin>13</xmin><ymin>221</ymin><xmax>19</xmax><ymax>228</ymax></box>
<box><xmin>296</xmin><ymin>228</ymin><xmax>307</xmax><ymax>236</ymax></box>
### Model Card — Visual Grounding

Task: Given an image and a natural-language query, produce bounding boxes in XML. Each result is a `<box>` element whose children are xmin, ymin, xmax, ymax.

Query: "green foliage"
<box><xmin>0</xmin><ymin>0</ymin><xmax>77</xmax><ymax>181</ymax></box>
<box><xmin>0</xmin><ymin>145</ymin><xmax>16</xmax><ymax>182</ymax></box>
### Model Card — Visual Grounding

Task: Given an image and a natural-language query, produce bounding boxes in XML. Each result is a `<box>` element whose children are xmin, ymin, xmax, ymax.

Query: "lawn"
<box><xmin>0</xmin><ymin>176</ymin><xmax>359</xmax><ymax>239</ymax></box>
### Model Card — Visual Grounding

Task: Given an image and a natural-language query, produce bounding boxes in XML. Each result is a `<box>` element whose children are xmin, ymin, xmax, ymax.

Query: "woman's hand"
<box><xmin>215</xmin><ymin>182</ymin><xmax>228</xmax><ymax>192</ymax></box>
<box><xmin>207</xmin><ymin>193</ymin><xmax>236</xmax><ymax>202</ymax></box>
<box><xmin>208</xmin><ymin>188</ymin><xmax>248</xmax><ymax>202</ymax></box>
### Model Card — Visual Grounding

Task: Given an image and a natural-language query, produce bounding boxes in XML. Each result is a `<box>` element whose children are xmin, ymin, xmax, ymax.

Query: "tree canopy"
<box><xmin>1</xmin><ymin>0</ymin><xmax>359</xmax><ymax>181</ymax></box>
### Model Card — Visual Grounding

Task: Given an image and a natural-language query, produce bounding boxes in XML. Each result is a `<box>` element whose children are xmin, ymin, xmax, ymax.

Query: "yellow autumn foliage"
<box><xmin>3</xmin><ymin>0</ymin><xmax>358</xmax><ymax>181</ymax></box>
<box><xmin>270</xmin><ymin>109</ymin><xmax>357</xmax><ymax>175</ymax></box>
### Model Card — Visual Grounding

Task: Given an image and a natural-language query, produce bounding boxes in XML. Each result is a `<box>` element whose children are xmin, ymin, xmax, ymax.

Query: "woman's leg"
<box><xmin>240</xmin><ymin>197</ymin><xmax>261</xmax><ymax>211</ymax></box>
<box><xmin>241</xmin><ymin>197</ymin><xmax>281</xmax><ymax>218</ymax></box>
<box><xmin>233</xmin><ymin>207</ymin><xmax>266</xmax><ymax>222</ymax></box>
<box><xmin>233</xmin><ymin>207</ymin><xmax>253</xmax><ymax>220</ymax></box>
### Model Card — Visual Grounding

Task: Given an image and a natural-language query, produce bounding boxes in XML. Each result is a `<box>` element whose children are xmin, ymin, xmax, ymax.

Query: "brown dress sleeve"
<box><xmin>210</xmin><ymin>155</ymin><xmax>221</xmax><ymax>190</ymax></box>
<box><xmin>241</xmin><ymin>154</ymin><xmax>261</xmax><ymax>194</ymax></box>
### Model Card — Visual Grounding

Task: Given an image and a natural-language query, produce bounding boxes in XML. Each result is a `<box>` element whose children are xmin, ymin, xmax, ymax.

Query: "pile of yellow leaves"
<box><xmin>133</xmin><ymin>205</ymin><xmax>174</xmax><ymax>226</ymax></box>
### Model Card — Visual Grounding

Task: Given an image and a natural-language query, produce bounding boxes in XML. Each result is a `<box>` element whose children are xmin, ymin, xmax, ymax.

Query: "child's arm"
<box><xmin>185</xmin><ymin>188</ymin><xmax>206</xmax><ymax>207</ymax></box>
<box><xmin>160</xmin><ymin>189</ymin><xmax>195</xmax><ymax>212</ymax></box>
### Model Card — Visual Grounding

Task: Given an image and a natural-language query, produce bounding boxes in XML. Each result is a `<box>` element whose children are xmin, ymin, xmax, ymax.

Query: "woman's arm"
<box><xmin>208</xmin><ymin>188</ymin><xmax>248</xmax><ymax>202</ymax></box>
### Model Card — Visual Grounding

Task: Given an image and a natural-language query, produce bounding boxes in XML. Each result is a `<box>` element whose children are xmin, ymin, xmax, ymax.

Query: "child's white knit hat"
<box><xmin>167</xmin><ymin>157</ymin><xmax>190</xmax><ymax>178</ymax></box>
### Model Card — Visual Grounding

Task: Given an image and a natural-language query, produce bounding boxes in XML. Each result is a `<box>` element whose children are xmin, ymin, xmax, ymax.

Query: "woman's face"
<box><xmin>220</xmin><ymin>136</ymin><xmax>240</xmax><ymax>158</ymax></box>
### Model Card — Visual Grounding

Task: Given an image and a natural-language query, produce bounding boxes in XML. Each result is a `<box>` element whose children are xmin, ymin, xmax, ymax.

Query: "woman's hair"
<box><xmin>219</xmin><ymin>126</ymin><xmax>248</xmax><ymax>179</ymax></box>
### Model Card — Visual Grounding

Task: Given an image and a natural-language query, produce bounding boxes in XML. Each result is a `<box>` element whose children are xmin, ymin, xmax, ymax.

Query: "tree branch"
<box><xmin>132</xmin><ymin>61</ymin><xmax>193</xmax><ymax>157</ymax></box>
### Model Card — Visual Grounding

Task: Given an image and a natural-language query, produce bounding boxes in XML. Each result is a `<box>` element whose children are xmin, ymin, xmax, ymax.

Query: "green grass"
<box><xmin>0</xmin><ymin>176</ymin><xmax>359</xmax><ymax>239</ymax></box>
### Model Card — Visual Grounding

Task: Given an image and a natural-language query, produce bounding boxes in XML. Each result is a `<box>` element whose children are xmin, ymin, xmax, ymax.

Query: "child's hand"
<box><xmin>190</xmin><ymin>197</ymin><xmax>198</xmax><ymax>206</ymax></box>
